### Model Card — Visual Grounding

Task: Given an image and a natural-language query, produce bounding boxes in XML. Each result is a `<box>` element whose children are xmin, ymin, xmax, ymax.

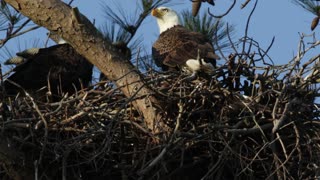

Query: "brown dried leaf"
<box><xmin>192</xmin><ymin>0</ymin><xmax>202</xmax><ymax>17</ymax></box>
<box><xmin>311</xmin><ymin>16</ymin><xmax>319</xmax><ymax>31</ymax></box>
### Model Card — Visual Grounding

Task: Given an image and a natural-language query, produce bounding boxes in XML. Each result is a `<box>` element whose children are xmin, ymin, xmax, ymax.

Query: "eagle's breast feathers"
<box><xmin>152</xmin><ymin>25</ymin><xmax>218</xmax><ymax>71</ymax></box>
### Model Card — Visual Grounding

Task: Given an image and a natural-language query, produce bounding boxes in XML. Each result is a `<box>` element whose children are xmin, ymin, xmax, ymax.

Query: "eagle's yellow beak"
<box><xmin>151</xmin><ymin>9</ymin><xmax>162</xmax><ymax>18</ymax></box>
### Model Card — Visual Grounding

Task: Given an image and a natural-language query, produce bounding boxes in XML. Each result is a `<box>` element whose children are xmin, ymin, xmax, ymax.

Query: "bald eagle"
<box><xmin>3</xmin><ymin>38</ymin><xmax>93</xmax><ymax>97</ymax></box>
<box><xmin>151</xmin><ymin>7</ymin><xmax>219</xmax><ymax>76</ymax></box>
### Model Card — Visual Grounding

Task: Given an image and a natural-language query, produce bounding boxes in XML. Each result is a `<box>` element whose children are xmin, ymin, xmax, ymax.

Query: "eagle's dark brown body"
<box><xmin>4</xmin><ymin>44</ymin><xmax>93</xmax><ymax>96</ymax></box>
<box><xmin>152</xmin><ymin>25</ymin><xmax>218</xmax><ymax>71</ymax></box>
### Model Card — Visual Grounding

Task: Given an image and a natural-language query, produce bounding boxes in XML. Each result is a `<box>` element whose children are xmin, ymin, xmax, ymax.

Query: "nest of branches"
<box><xmin>0</xmin><ymin>49</ymin><xmax>320</xmax><ymax>180</ymax></box>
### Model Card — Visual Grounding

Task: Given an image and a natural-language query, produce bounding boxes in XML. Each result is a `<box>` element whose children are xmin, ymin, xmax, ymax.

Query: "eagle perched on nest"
<box><xmin>3</xmin><ymin>35</ymin><xmax>93</xmax><ymax>97</ymax></box>
<box><xmin>151</xmin><ymin>7</ymin><xmax>219</xmax><ymax>76</ymax></box>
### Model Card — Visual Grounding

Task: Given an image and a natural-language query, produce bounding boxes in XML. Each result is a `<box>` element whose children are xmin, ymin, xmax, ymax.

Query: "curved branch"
<box><xmin>242</xmin><ymin>0</ymin><xmax>258</xmax><ymax>58</ymax></box>
<box><xmin>207</xmin><ymin>0</ymin><xmax>236</xmax><ymax>18</ymax></box>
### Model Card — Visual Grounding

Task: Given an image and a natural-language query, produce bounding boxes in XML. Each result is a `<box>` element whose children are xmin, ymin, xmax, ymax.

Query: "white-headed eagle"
<box><xmin>151</xmin><ymin>7</ymin><xmax>219</xmax><ymax>76</ymax></box>
<box><xmin>3</xmin><ymin>35</ymin><xmax>93</xmax><ymax>97</ymax></box>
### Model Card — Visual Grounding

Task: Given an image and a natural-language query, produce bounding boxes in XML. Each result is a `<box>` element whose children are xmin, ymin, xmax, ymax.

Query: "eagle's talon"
<box><xmin>182</xmin><ymin>72</ymin><xmax>197</xmax><ymax>82</ymax></box>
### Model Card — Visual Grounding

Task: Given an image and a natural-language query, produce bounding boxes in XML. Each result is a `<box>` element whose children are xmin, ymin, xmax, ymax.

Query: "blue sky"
<box><xmin>1</xmin><ymin>0</ymin><xmax>318</xmax><ymax>69</ymax></box>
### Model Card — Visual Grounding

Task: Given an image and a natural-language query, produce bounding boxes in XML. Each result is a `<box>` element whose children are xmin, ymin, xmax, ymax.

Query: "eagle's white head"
<box><xmin>48</xmin><ymin>32</ymin><xmax>68</xmax><ymax>44</ymax></box>
<box><xmin>58</xmin><ymin>38</ymin><xmax>67</xmax><ymax>44</ymax></box>
<box><xmin>151</xmin><ymin>7</ymin><xmax>181</xmax><ymax>34</ymax></box>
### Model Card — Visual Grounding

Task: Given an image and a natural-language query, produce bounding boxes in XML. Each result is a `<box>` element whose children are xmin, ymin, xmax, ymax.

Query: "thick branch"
<box><xmin>4</xmin><ymin>0</ymin><xmax>163</xmax><ymax>133</ymax></box>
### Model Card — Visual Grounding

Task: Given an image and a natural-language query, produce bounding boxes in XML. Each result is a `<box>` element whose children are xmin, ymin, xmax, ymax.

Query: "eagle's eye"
<box><xmin>162</xmin><ymin>8</ymin><xmax>169</xmax><ymax>12</ymax></box>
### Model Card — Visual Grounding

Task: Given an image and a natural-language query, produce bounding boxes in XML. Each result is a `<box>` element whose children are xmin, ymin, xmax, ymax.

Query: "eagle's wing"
<box><xmin>152</xmin><ymin>25</ymin><xmax>219</xmax><ymax>70</ymax></box>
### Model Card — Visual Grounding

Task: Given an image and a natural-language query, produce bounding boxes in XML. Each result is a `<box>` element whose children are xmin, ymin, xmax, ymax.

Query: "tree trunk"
<box><xmin>3</xmin><ymin>0</ymin><xmax>164</xmax><ymax>133</ymax></box>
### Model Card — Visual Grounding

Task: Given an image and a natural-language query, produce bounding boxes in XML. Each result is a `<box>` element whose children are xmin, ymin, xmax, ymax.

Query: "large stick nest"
<box><xmin>0</xmin><ymin>52</ymin><xmax>320</xmax><ymax>180</ymax></box>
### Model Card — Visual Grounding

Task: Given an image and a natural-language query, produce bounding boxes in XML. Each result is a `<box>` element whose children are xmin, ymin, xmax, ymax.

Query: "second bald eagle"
<box><xmin>3</xmin><ymin>38</ymin><xmax>93</xmax><ymax>97</ymax></box>
<box><xmin>151</xmin><ymin>7</ymin><xmax>219</xmax><ymax>75</ymax></box>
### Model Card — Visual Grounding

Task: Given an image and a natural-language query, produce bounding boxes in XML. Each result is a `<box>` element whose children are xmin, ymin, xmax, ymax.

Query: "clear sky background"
<box><xmin>0</xmin><ymin>0</ymin><xmax>318</xmax><ymax>71</ymax></box>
